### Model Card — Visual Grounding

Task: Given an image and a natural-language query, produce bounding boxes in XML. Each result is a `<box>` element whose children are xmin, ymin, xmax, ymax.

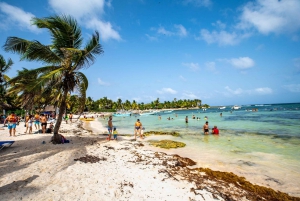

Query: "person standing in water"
<box><xmin>203</xmin><ymin>121</ymin><xmax>209</xmax><ymax>135</ymax></box>
<box><xmin>185</xmin><ymin>116</ymin><xmax>188</xmax><ymax>123</ymax></box>
<box><xmin>107</xmin><ymin>116</ymin><xmax>113</xmax><ymax>140</ymax></box>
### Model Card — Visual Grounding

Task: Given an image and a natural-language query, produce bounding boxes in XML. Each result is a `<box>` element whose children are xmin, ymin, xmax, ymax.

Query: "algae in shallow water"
<box><xmin>144</xmin><ymin>131</ymin><xmax>180</xmax><ymax>137</ymax></box>
<box><xmin>148</xmin><ymin>140</ymin><xmax>186</xmax><ymax>149</ymax></box>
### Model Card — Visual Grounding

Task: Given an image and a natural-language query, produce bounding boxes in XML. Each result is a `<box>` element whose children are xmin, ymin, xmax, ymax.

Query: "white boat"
<box><xmin>158</xmin><ymin>110</ymin><xmax>174</xmax><ymax>114</ymax></box>
<box><xmin>139</xmin><ymin>110</ymin><xmax>159</xmax><ymax>116</ymax></box>
<box><xmin>218</xmin><ymin>106</ymin><xmax>226</xmax><ymax>109</ymax></box>
<box><xmin>231</xmin><ymin>105</ymin><xmax>241</xmax><ymax>110</ymax></box>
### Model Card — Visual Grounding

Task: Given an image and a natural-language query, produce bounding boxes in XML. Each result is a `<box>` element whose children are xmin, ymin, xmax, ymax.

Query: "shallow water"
<box><xmin>98</xmin><ymin>103</ymin><xmax>300</xmax><ymax>196</ymax></box>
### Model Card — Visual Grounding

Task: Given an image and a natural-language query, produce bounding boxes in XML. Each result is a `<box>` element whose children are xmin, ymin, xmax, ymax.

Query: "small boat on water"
<box><xmin>113</xmin><ymin>111</ymin><xmax>131</xmax><ymax>117</ymax></box>
<box><xmin>231</xmin><ymin>105</ymin><xmax>241</xmax><ymax>110</ymax></box>
<box><xmin>218</xmin><ymin>106</ymin><xmax>226</xmax><ymax>110</ymax></box>
<box><xmin>139</xmin><ymin>110</ymin><xmax>159</xmax><ymax>116</ymax></box>
<box><xmin>158</xmin><ymin>110</ymin><xmax>174</xmax><ymax>114</ymax></box>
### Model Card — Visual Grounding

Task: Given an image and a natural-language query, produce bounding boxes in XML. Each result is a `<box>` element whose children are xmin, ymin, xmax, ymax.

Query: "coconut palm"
<box><xmin>3</xmin><ymin>15</ymin><xmax>103</xmax><ymax>143</ymax></box>
<box><xmin>0</xmin><ymin>54</ymin><xmax>13</xmax><ymax>110</ymax></box>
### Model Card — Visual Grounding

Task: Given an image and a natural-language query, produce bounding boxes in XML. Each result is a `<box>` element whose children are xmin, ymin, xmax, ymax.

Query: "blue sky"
<box><xmin>0</xmin><ymin>0</ymin><xmax>300</xmax><ymax>106</ymax></box>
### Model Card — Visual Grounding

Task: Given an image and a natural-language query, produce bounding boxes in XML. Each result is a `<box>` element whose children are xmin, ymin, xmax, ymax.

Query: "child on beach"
<box><xmin>141</xmin><ymin>127</ymin><xmax>145</xmax><ymax>138</ymax></box>
<box><xmin>113</xmin><ymin>127</ymin><xmax>118</xmax><ymax>140</ymax></box>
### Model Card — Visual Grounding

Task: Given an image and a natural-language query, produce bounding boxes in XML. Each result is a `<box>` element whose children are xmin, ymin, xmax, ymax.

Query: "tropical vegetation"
<box><xmin>3</xmin><ymin>15</ymin><xmax>103</xmax><ymax>143</ymax></box>
<box><xmin>1</xmin><ymin>15</ymin><xmax>207</xmax><ymax>142</ymax></box>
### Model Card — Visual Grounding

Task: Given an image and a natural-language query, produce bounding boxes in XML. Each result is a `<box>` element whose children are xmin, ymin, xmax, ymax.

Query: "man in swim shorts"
<box><xmin>203</xmin><ymin>121</ymin><xmax>209</xmax><ymax>135</ymax></box>
<box><xmin>107</xmin><ymin>116</ymin><xmax>113</xmax><ymax>140</ymax></box>
<box><xmin>4</xmin><ymin>112</ymin><xmax>17</xmax><ymax>137</ymax></box>
<box><xmin>40</xmin><ymin>114</ymin><xmax>48</xmax><ymax>134</ymax></box>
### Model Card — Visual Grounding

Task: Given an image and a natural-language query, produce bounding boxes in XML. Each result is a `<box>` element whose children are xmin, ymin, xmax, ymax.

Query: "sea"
<box><xmin>97</xmin><ymin>103</ymin><xmax>300</xmax><ymax>197</ymax></box>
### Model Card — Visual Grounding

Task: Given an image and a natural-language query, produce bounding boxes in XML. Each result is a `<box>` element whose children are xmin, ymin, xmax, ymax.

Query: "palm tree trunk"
<box><xmin>52</xmin><ymin>90</ymin><xmax>68</xmax><ymax>144</ymax></box>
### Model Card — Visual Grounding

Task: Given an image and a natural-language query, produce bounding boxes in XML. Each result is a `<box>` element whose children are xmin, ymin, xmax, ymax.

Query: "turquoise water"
<box><xmin>98</xmin><ymin>103</ymin><xmax>300</xmax><ymax>196</ymax></box>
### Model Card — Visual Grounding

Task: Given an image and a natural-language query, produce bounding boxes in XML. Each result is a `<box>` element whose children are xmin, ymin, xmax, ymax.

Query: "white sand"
<box><xmin>0</xmin><ymin>119</ymin><xmax>297</xmax><ymax>201</ymax></box>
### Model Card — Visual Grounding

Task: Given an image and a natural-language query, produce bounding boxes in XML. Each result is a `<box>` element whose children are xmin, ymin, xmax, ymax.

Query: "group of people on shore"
<box><xmin>3</xmin><ymin>112</ymin><xmax>55</xmax><ymax>137</ymax></box>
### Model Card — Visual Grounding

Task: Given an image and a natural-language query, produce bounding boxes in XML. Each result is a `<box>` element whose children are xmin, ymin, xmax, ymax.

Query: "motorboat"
<box><xmin>231</xmin><ymin>105</ymin><xmax>241</xmax><ymax>110</ymax></box>
<box><xmin>158</xmin><ymin>110</ymin><xmax>174</xmax><ymax>114</ymax></box>
<box><xmin>218</xmin><ymin>106</ymin><xmax>226</xmax><ymax>110</ymax></box>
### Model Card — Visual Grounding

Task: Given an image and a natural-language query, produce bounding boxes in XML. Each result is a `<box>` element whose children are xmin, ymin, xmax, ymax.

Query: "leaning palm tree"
<box><xmin>3</xmin><ymin>15</ymin><xmax>103</xmax><ymax>143</ymax></box>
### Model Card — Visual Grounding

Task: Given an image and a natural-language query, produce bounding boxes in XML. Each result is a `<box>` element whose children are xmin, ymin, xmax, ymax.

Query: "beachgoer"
<box><xmin>212</xmin><ymin>126</ymin><xmax>219</xmax><ymax>134</ymax></box>
<box><xmin>107</xmin><ymin>116</ymin><xmax>113</xmax><ymax>140</ymax></box>
<box><xmin>141</xmin><ymin>127</ymin><xmax>145</xmax><ymax>138</ymax></box>
<box><xmin>40</xmin><ymin>114</ymin><xmax>48</xmax><ymax>134</ymax></box>
<box><xmin>27</xmin><ymin>115</ymin><xmax>33</xmax><ymax>134</ymax></box>
<box><xmin>24</xmin><ymin>114</ymin><xmax>30</xmax><ymax>134</ymax></box>
<box><xmin>69</xmin><ymin>113</ymin><xmax>73</xmax><ymax>123</ymax></box>
<box><xmin>203</xmin><ymin>121</ymin><xmax>209</xmax><ymax>135</ymax></box>
<box><xmin>185</xmin><ymin>116</ymin><xmax>188</xmax><ymax>123</ymax></box>
<box><xmin>65</xmin><ymin>114</ymin><xmax>69</xmax><ymax>124</ymax></box>
<box><xmin>203</xmin><ymin>121</ymin><xmax>209</xmax><ymax>134</ymax></box>
<box><xmin>4</xmin><ymin>112</ymin><xmax>17</xmax><ymax>137</ymax></box>
<box><xmin>46</xmin><ymin>122</ymin><xmax>54</xmax><ymax>133</ymax></box>
<box><xmin>113</xmin><ymin>127</ymin><xmax>118</xmax><ymax>140</ymax></box>
<box><xmin>192</xmin><ymin>115</ymin><xmax>195</xmax><ymax>119</ymax></box>
<box><xmin>134</xmin><ymin>119</ymin><xmax>142</xmax><ymax>140</ymax></box>
<box><xmin>220</xmin><ymin>113</ymin><xmax>222</xmax><ymax>117</ymax></box>
<box><xmin>34</xmin><ymin>113</ymin><xmax>40</xmax><ymax>130</ymax></box>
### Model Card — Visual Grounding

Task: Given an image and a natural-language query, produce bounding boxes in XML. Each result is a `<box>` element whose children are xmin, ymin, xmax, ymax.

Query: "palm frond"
<box><xmin>76</xmin><ymin>31</ymin><xmax>103</xmax><ymax>69</ymax></box>
<box><xmin>3</xmin><ymin>37</ymin><xmax>31</xmax><ymax>55</ymax></box>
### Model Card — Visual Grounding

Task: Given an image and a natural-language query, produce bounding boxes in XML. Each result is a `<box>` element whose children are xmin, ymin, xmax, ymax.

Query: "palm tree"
<box><xmin>0</xmin><ymin>54</ymin><xmax>13</xmax><ymax>110</ymax></box>
<box><xmin>4</xmin><ymin>15</ymin><xmax>103</xmax><ymax>143</ymax></box>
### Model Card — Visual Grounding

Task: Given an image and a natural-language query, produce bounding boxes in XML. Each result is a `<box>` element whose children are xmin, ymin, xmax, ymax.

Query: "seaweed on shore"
<box><xmin>144</xmin><ymin>131</ymin><xmax>180</xmax><ymax>137</ymax></box>
<box><xmin>187</xmin><ymin>167</ymin><xmax>300</xmax><ymax>201</ymax></box>
<box><xmin>148</xmin><ymin>140</ymin><xmax>186</xmax><ymax>149</ymax></box>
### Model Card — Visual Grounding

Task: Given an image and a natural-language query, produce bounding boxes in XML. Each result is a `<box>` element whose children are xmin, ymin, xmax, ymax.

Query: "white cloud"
<box><xmin>174</xmin><ymin>24</ymin><xmax>188</xmax><ymax>37</ymax></box>
<box><xmin>237</xmin><ymin>0</ymin><xmax>300</xmax><ymax>35</ymax></box>
<box><xmin>182</xmin><ymin>0</ymin><xmax>212</xmax><ymax>7</ymax></box>
<box><xmin>86</xmin><ymin>18</ymin><xmax>121</xmax><ymax>41</ymax></box>
<box><xmin>212</xmin><ymin>20</ymin><xmax>226</xmax><ymax>29</ymax></box>
<box><xmin>179</xmin><ymin>75</ymin><xmax>186</xmax><ymax>81</ymax></box>
<box><xmin>0</xmin><ymin>2</ymin><xmax>39</xmax><ymax>33</ymax></box>
<box><xmin>98</xmin><ymin>78</ymin><xmax>110</xmax><ymax>86</ymax></box>
<box><xmin>156</xmin><ymin>25</ymin><xmax>187</xmax><ymax>37</ymax></box>
<box><xmin>157</xmin><ymin>27</ymin><xmax>174</xmax><ymax>36</ymax></box>
<box><xmin>182</xmin><ymin>62</ymin><xmax>200</xmax><ymax>71</ymax></box>
<box><xmin>49</xmin><ymin>0</ymin><xmax>105</xmax><ymax>19</ymax></box>
<box><xmin>283</xmin><ymin>84</ymin><xmax>300</xmax><ymax>93</ymax></box>
<box><xmin>225</xmin><ymin>86</ymin><xmax>243</xmax><ymax>95</ymax></box>
<box><xmin>181</xmin><ymin>91</ymin><xmax>198</xmax><ymax>99</ymax></box>
<box><xmin>157</xmin><ymin>88</ymin><xmax>177</xmax><ymax>94</ymax></box>
<box><xmin>49</xmin><ymin>0</ymin><xmax>121</xmax><ymax>41</ymax></box>
<box><xmin>145</xmin><ymin>34</ymin><xmax>158</xmax><ymax>41</ymax></box>
<box><xmin>225</xmin><ymin>57</ymin><xmax>255</xmax><ymax>69</ymax></box>
<box><xmin>205</xmin><ymin>62</ymin><xmax>216</xmax><ymax>71</ymax></box>
<box><xmin>254</xmin><ymin>87</ymin><xmax>273</xmax><ymax>94</ymax></box>
<box><xmin>198</xmin><ymin>29</ymin><xmax>241</xmax><ymax>46</ymax></box>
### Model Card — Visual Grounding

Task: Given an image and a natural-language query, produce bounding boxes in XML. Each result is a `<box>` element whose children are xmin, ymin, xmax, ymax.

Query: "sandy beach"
<box><xmin>1</xmin><ymin>119</ymin><xmax>299</xmax><ymax>201</ymax></box>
